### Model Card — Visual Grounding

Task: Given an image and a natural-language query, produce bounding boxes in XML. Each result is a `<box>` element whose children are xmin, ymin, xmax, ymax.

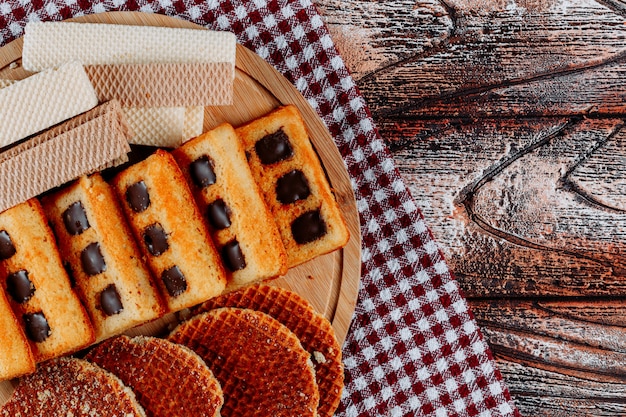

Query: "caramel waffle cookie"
<box><xmin>0</xmin><ymin>357</ymin><xmax>146</xmax><ymax>417</ymax></box>
<box><xmin>196</xmin><ymin>283</ymin><xmax>344</xmax><ymax>417</ymax></box>
<box><xmin>86</xmin><ymin>335</ymin><xmax>223</xmax><ymax>417</ymax></box>
<box><xmin>235</xmin><ymin>105</ymin><xmax>350</xmax><ymax>268</ymax></box>
<box><xmin>168</xmin><ymin>307</ymin><xmax>319</xmax><ymax>417</ymax></box>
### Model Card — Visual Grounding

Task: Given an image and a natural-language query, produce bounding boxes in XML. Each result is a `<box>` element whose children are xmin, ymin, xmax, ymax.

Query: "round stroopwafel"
<box><xmin>195</xmin><ymin>284</ymin><xmax>344</xmax><ymax>417</ymax></box>
<box><xmin>86</xmin><ymin>335</ymin><xmax>223</xmax><ymax>417</ymax></box>
<box><xmin>0</xmin><ymin>357</ymin><xmax>146</xmax><ymax>417</ymax></box>
<box><xmin>168</xmin><ymin>307</ymin><xmax>319</xmax><ymax>417</ymax></box>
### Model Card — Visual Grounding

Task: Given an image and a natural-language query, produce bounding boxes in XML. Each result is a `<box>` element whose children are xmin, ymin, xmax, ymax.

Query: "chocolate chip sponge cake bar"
<box><xmin>0</xmin><ymin>289</ymin><xmax>34</xmax><ymax>380</ymax></box>
<box><xmin>111</xmin><ymin>149</ymin><xmax>227</xmax><ymax>312</ymax></box>
<box><xmin>236</xmin><ymin>105</ymin><xmax>350</xmax><ymax>267</ymax></box>
<box><xmin>0</xmin><ymin>199</ymin><xmax>94</xmax><ymax>361</ymax></box>
<box><xmin>172</xmin><ymin>123</ymin><xmax>287</xmax><ymax>290</ymax></box>
<box><xmin>41</xmin><ymin>174</ymin><xmax>165</xmax><ymax>342</ymax></box>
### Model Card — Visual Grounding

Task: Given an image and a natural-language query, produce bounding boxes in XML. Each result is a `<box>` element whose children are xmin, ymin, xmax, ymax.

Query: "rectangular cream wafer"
<box><xmin>0</xmin><ymin>102</ymin><xmax>131</xmax><ymax>213</ymax></box>
<box><xmin>122</xmin><ymin>106</ymin><xmax>204</xmax><ymax>147</ymax></box>
<box><xmin>85</xmin><ymin>62</ymin><xmax>233</xmax><ymax>107</ymax></box>
<box><xmin>23</xmin><ymin>22</ymin><xmax>236</xmax><ymax>70</ymax></box>
<box><xmin>0</xmin><ymin>61</ymin><xmax>98</xmax><ymax>150</ymax></box>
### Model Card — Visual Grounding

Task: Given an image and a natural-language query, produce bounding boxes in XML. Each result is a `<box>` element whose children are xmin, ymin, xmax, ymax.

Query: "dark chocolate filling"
<box><xmin>222</xmin><ymin>239</ymin><xmax>246</xmax><ymax>272</ymax></box>
<box><xmin>291</xmin><ymin>209</ymin><xmax>328</xmax><ymax>244</ymax></box>
<box><xmin>24</xmin><ymin>312</ymin><xmax>51</xmax><ymax>343</ymax></box>
<box><xmin>62</xmin><ymin>201</ymin><xmax>90</xmax><ymax>235</ymax></box>
<box><xmin>255</xmin><ymin>129</ymin><xmax>294</xmax><ymax>165</ymax></box>
<box><xmin>206</xmin><ymin>199</ymin><xmax>231</xmax><ymax>230</ymax></box>
<box><xmin>81</xmin><ymin>242</ymin><xmax>107</xmax><ymax>276</ymax></box>
<box><xmin>100</xmin><ymin>284</ymin><xmax>123</xmax><ymax>316</ymax></box>
<box><xmin>143</xmin><ymin>223</ymin><xmax>169</xmax><ymax>256</ymax></box>
<box><xmin>276</xmin><ymin>170</ymin><xmax>311</xmax><ymax>204</ymax></box>
<box><xmin>0</xmin><ymin>230</ymin><xmax>16</xmax><ymax>260</ymax></box>
<box><xmin>162</xmin><ymin>266</ymin><xmax>187</xmax><ymax>297</ymax></box>
<box><xmin>126</xmin><ymin>181</ymin><xmax>150</xmax><ymax>213</ymax></box>
<box><xmin>6</xmin><ymin>269</ymin><xmax>35</xmax><ymax>304</ymax></box>
<box><xmin>189</xmin><ymin>155</ymin><xmax>217</xmax><ymax>188</ymax></box>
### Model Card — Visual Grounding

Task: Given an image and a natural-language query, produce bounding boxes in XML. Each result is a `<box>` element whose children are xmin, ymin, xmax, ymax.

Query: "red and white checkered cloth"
<box><xmin>0</xmin><ymin>1</ymin><xmax>520</xmax><ymax>416</ymax></box>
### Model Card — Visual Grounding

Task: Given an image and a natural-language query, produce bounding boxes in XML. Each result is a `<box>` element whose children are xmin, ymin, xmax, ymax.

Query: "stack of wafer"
<box><xmin>23</xmin><ymin>21</ymin><xmax>237</xmax><ymax>147</ymax></box>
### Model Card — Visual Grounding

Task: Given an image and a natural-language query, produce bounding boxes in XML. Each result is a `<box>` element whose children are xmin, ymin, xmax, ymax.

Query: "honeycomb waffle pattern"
<box><xmin>122</xmin><ymin>106</ymin><xmax>186</xmax><ymax>147</ymax></box>
<box><xmin>0</xmin><ymin>357</ymin><xmax>146</xmax><ymax>417</ymax></box>
<box><xmin>86</xmin><ymin>336</ymin><xmax>223</xmax><ymax>417</ymax></box>
<box><xmin>168</xmin><ymin>307</ymin><xmax>319</xmax><ymax>417</ymax></box>
<box><xmin>182</xmin><ymin>106</ymin><xmax>204</xmax><ymax>142</ymax></box>
<box><xmin>197</xmin><ymin>284</ymin><xmax>344</xmax><ymax>417</ymax></box>
<box><xmin>86</xmin><ymin>62</ymin><xmax>233</xmax><ymax>107</ymax></box>
<box><xmin>0</xmin><ymin>61</ymin><xmax>98</xmax><ymax>149</ymax></box>
<box><xmin>23</xmin><ymin>21</ymin><xmax>236</xmax><ymax>71</ymax></box>
<box><xmin>0</xmin><ymin>102</ymin><xmax>131</xmax><ymax>213</ymax></box>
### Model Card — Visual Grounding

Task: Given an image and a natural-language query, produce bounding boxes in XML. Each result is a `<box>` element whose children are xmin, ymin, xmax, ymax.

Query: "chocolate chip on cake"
<box><xmin>81</xmin><ymin>242</ymin><xmax>107</xmax><ymax>276</ymax></box>
<box><xmin>255</xmin><ymin>129</ymin><xmax>294</xmax><ymax>165</ymax></box>
<box><xmin>62</xmin><ymin>201</ymin><xmax>90</xmax><ymax>235</ymax></box>
<box><xmin>0</xmin><ymin>230</ymin><xmax>16</xmax><ymax>260</ymax></box>
<box><xmin>206</xmin><ymin>199</ymin><xmax>231</xmax><ymax>230</ymax></box>
<box><xmin>24</xmin><ymin>312</ymin><xmax>51</xmax><ymax>343</ymax></box>
<box><xmin>162</xmin><ymin>266</ymin><xmax>187</xmax><ymax>297</ymax></box>
<box><xmin>222</xmin><ymin>239</ymin><xmax>246</xmax><ymax>272</ymax></box>
<box><xmin>6</xmin><ymin>269</ymin><xmax>35</xmax><ymax>304</ymax></box>
<box><xmin>126</xmin><ymin>181</ymin><xmax>150</xmax><ymax>213</ymax></box>
<box><xmin>189</xmin><ymin>155</ymin><xmax>217</xmax><ymax>188</ymax></box>
<box><xmin>292</xmin><ymin>209</ymin><xmax>327</xmax><ymax>244</ymax></box>
<box><xmin>276</xmin><ymin>170</ymin><xmax>311</xmax><ymax>204</ymax></box>
<box><xmin>143</xmin><ymin>223</ymin><xmax>170</xmax><ymax>256</ymax></box>
<box><xmin>100</xmin><ymin>284</ymin><xmax>124</xmax><ymax>316</ymax></box>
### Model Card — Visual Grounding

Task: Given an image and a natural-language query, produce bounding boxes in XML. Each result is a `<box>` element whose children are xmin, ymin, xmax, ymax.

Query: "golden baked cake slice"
<box><xmin>111</xmin><ymin>149</ymin><xmax>227</xmax><ymax>312</ymax></box>
<box><xmin>168</xmin><ymin>307</ymin><xmax>320</xmax><ymax>417</ymax></box>
<box><xmin>0</xmin><ymin>199</ymin><xmax>94</xmax><ymax>362</ymax></box>
<box><xmin>196</xmin><ymin>284</ymin><xmax>344</xmax><ymax>417</ymax></box>
<box><xmin>235</xmin><ymin>105</ymin><xmax>350</xmax><ymax>267</ymax></box>
<box><xmin>0</xmin><ymin>357</ymin><xmax>146</xmax><ymax>417</ymax></box>
<box><xmin>0</xmin><ymin>289</ymin><xmax>34</xmax><ymax>381</ymax></box>
<box><xmin>172</xmin><ymin>123</ymin><xmax>288</xmax><ymax>290</ymax></box>
<box><xmin>86</xmin><ymin>335</ymin><xmax>223</xmax><ymax>417</ymax></box>
<box><xmin>41</xmin><ymin>174</ymin><xmax>165</xmax><ymax>342</ymax></box>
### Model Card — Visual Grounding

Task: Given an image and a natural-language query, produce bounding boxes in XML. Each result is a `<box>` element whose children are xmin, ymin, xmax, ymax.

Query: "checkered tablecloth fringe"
<box><xmin>0</xmin><ymin>1</ymin><xmax>519</xmax><ymax>416</ymax></box>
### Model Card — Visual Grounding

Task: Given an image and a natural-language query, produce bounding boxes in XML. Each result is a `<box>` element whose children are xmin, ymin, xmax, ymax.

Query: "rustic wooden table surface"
<box><xmin>316</xmin><ymin>1</ymin><xmax>626</xmax><ymax>416</ymax></box>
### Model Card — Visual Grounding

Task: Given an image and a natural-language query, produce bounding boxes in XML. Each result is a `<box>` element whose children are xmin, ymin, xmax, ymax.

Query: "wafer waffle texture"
<box><xmin>0</xmin><ymin>61</ymin><xmax>98</xmax><ymax>150</ymax></box>
<box><xmin>0</xmin><ymin>100</ymin><xmax>132</xmax><ymax>213</ymax></box>
<box><xmin>172</xmin><ymin>123</ymin><xmax>288</xmax><ymax>290</ymax></box>
<box><xmin>86</xmin><ymin>336</ymin><xmax>223</xmax><ymax>417</ymax></box>
<box><xmin>0</xmin><ymin>357</ymin><xmax>147</xmax><ymax>417</ymax></box>
<box><xmin>41</xmin><ymin>174</ymin><xmax>166</xmax><ymax>342</ymax></box>
<box><xmin>197</xmin><ymin>283</ymin><xmax>344</xmax><ymax>417</ymax></box>
<box><xmin>169</xmin><ymin>307</ymin><xmax>320</xmax><ymax>417</ymax></box>
<box><xmin>22</xmin><ymin>22</ymin><xmax>236</xmax><ymax>70</ymax></box>
<box><xmin>85</xmin><ymin>62</ymin><xmax>233</xmax><ymax>107</ymax></box>
<box><xmin>122</xmin><ymin>106</ymin><xmax>203</xmax><ymax>148</ymax></box>
<box><xmin>236</xmin><ymin>105</ymin><xmax>350</xmax><ymax>268</ymax></box>
<box><xmin>0</xmin><ymin>200</ymin><xmax>95</xmax><ymax>362</ymax></box>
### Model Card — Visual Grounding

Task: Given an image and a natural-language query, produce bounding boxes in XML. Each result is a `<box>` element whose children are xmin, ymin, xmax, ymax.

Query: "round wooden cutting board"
<box><xmin>0</xmin><ymin>12</ymin><xmax>361</xmax><ymax>403</ymax></box>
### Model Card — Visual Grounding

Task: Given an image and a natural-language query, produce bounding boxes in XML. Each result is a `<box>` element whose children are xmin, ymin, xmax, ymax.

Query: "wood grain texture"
<box><xmin>315</xmin><ymin>0</ymin><xmax>626</xmax><ymax>415</ymax></box>
<box><xmin>0</xmin><ymin>12</ymin><xmax>361</xmax><ymax>404</ymax></box>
